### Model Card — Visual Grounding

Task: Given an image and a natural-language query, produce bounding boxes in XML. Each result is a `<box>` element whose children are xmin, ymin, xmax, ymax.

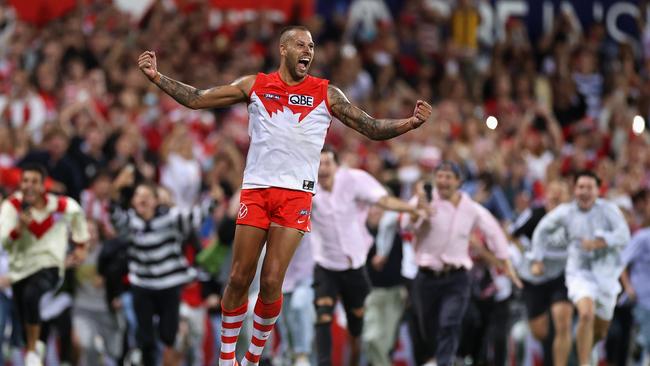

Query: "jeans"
<box><xmin>635</xmin><ymin>305</ymin><xmax>650</xmax><ymax>359</ymax></box>
<box><xmin>0</xmin><ymin>292</ymin><xmax>22</xmax><ymax>366</ymax></box>
<box><xmin>73</xmin><ymin>308</ymin><xmax>124</xmax><ymax>366</ymax></box>
<box><xmin>178</xmin><ymin>303</ymin><xmax>206</xmax><ymax>366</ymax></box>
<box><xmin>210</xmin><ymin>314</ymin><xmax>221</xmax><ymax>366</ymax></box>
<box><xmin>277</xmin><ymin>280</ymin><xmax>315</xmax><ymax>361</ymax></box>
<box><xmin>121</xmin><ymin>291</ymin><xmax>138</xmax><ymax>349</ymax></box>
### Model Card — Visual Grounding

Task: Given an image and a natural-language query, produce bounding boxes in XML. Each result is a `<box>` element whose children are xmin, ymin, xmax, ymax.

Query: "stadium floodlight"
<box><xmin>633</xmin><ymin>115</ymin><xmax>645</xmax><ymax>135</ymax></box>
<box><xmin>486</xmin><ymin>116</ymin><xmax>498</xmax><ymax>130</ymax></box>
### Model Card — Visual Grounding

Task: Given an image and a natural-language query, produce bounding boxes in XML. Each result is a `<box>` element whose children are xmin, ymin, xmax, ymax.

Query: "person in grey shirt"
<box><xmin>531</xmin><ymin>171</ymin><xmax>630</xmax><ymax>366</ymax></box>
<box><xmin>511</xmin><ymin>180</ymin><xmax>572</xmax><ymax>366</ymax></box>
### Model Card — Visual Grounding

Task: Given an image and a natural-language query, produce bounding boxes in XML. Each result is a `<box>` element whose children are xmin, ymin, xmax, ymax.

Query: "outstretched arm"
<box><xmin>328</xmin><ymin>85</ymin><xmax>432</xmax><ymax>140</ymax></box>
<box><xmin>138</xmin><ymin>51</ymin><xmax>254</xmax><ymax>109</ymax></box>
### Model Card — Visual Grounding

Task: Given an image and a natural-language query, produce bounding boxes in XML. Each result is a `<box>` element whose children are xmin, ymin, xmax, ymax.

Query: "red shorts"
<box><xmin>236</xmin><ymin>188</ymin><xmax>312</xmax><ymax>232</ymax></box>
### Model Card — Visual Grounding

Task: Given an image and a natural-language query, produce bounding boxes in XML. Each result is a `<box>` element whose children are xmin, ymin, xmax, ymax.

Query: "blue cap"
<box><xmin>436</xmin><ymin>160</ymin><xmax>463</xmax><ymax>180</ymax></box>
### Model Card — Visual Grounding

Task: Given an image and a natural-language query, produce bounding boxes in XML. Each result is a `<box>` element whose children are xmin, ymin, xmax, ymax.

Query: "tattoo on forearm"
<box><xmin>156</xmin><ymin>74</ymin><xmax>204</xmax><ymax>108</ymax></box>
<box><xmin>329</xmin><ymin>86</ymin><xmax>410</xmax><ymax>140</ymax></box>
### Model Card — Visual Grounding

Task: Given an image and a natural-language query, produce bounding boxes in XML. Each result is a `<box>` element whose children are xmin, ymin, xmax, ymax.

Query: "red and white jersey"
<box><xmin>244</xmin><ymin>72</ymin><xmax>332</xmax><ymax>193</ymax></box>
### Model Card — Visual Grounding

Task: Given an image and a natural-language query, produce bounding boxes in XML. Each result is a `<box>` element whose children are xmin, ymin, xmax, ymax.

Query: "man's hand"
<box><xmin>113</xmin><ymin>165</ymin><xmax>135</xmax><ymax>190</ymax></box>
<box><xmin>410</xmin><ymin>206</ymin><xmax>432</xmax><ymax>223</ymax></box>
<box><xmin>65</xmin><ymin>245</ymin><xmax>88</xmax><ymax>268</ymax></box>
<box><xmin>205</xmin><ymin>294</ymin><xmax>221</xmax><ymax>309</ymax></box>
<box><xmin>17</xmin><ymin>210</ymin><xmax>32</xmax><ymax>232</ymax></box>
<box><xmin>530</xmin><ymin>260</ymin><xmax>544</xmax><ymax>276</ymax></box>
<box><xmin>92</xmin><ymin>275</ymin><xmax>105</xmax><ymax>289</ymax></box>
<box><xmin>111</xmin><ymin>297</ymin><xmax>123</xmax><ymax>310</ymax></box>
<box><xmin>138</xmin><ymin>51</ymin><xmax>159</xmax><ymax>82</ymax></box>
<box><xmin>411</xmin><ymin>182</ymin><xmax>435</xmax><ymax>221</ymax></box>
<box><xmin>624</xmin><ymin>286</ymin><xmax>637</xmax><ymax>303</ymax></box>
<box><xmin>504</xmin><ymin>260</ymin><xmax>524</xmax><ymax>289</ymax></box>
<box><xmin>210</xmin><ymin>184</ymin><xmax>225</xmax><ymax>202</ymax></box>
<box><xmin>581</xmin><ymin>238</ymin><xmax>607</xmax><ymax>251</ymax></box>
<box><xmin>371</xmin><ymin>254</ymin><xmax>388</xmax><ymax>271</ymax></box>
<box><xmin>328</xmin><ymin>85</ymin><xmax>434</xmax><ymax>140</ymax></box>
<box><xmin>0</xmin><ymin>276</ymin><xmax>11</xmax><ymax>289</ymax></box>
<box><xmin>409</xmin><ymin>100</ymin><xmax>434</xmax><ymax>129</ymax></box>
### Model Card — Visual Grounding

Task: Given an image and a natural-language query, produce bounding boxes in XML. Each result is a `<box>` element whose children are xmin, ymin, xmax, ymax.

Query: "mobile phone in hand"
<box><xmin>424</xmin><ymin>182</ymin><xmax>433</xmax><ymax>202</ymax></box>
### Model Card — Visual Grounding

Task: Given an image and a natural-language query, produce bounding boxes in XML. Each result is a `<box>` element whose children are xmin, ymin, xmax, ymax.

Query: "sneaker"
<box><xmin>25</xmin><ymin>351</ymin><xmax>43</xmax><ymax>366</ymax></box>
<box><xmin>294</xmin><ymin>355</ymin><xmax>310</xmax><ymax>366</ymax></box>
<box><xmin>125</xmin><ymin>348</ymin><xmax>142</xmax><ymax>366</ymax></box>
<box><xmin>35</xmin><ymin>340</ymin><xmax>46</xmax><ymax>359</ymax></box>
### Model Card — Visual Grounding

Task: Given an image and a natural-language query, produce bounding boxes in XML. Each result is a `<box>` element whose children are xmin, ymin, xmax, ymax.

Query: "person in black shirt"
<box><xmin>19</xmin><ymin>128</ymin><xmax>83</xmax><ymax>200</ymax></box>
<box><xmin>362</xmin><ymin>207</ymin><xmax>407</xmax><ymax>366</ymax></box>
<box><xmin>510</xmin><ymin>180</ymin><xmax>572</xmax><ymax>366</ymax></box>
<box><xmin>68</xmin><ymin>123</ymin><xmax>108</xmax><ymax>188</ymax></box>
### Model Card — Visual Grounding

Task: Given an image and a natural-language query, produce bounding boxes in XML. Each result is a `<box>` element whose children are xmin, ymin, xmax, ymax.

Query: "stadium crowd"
<box><xmin>1</xmin><ymin>0</ymin><xmax>650</xmax><ymax>365</ymax></box>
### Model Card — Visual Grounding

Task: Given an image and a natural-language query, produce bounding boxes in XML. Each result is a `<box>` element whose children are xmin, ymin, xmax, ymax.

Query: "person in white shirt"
<box><xmin>0</xmin><ymin>164</ymin><xmax>89</xmax><ymax>366</ymax></box>
<box><xmin>532</xmin><ymin>171</ymin><xmax>630</xmax><ymax>366</ymax></box>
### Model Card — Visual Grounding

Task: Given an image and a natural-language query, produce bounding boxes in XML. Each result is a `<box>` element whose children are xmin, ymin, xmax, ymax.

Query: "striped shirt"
<box><xmin>111</xmin><ymin>203</ymin><xmax>210</xmax><ymax>290</ymax></box>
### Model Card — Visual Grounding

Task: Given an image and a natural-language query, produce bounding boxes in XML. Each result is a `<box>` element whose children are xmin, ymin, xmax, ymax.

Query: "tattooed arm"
<box><xmin>138</xmin><ymin>51</ymin><xmax>254</xmax><ymax>109</ymax></box>
<box><xmin>327</xmin><ymin>85</ymin><xmax>433</xmax><ymax>140</ymax></box>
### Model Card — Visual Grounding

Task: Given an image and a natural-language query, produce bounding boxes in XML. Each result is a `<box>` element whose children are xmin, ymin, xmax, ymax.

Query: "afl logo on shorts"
<box><xmin>297</xmin><ymin>209</ymin><xmax>310</xmax><ymax>224</ymax></box>
<box><xmin>288</xmin><ymin>94</ymin><xmax>314</xmax><ymax>107</ymax></box>
<box><xmin>238</xmin><ymin>203</ymin><xmax>249</xmax><ymax>219</ymax></box>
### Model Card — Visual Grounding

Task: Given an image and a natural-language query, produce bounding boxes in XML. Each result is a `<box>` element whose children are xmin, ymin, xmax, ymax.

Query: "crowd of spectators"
<box><xmin>1</xmin><ymin>0</ymin><xmax>650</xmax><ymax>365</ymax></box>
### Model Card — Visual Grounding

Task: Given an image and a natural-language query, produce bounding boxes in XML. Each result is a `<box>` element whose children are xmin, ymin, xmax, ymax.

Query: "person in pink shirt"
<box><xmin>311</xmin><ymin>147</ymin><xmax>426</xmax><ymax>366</ymax></box>
<box><xmin>404</xmin><ymin>161</ymin><xmax>521</xmax><ymax>366</ymax></box>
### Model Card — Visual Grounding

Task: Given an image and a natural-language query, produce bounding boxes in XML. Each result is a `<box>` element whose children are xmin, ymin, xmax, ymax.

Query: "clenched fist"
<box><xmin>530</xmin><ymin>260</ymin><xmax>545</xmax><ymax>276</ymax></box>
<box><xmin>138</xmin><ymin>51</ymin><xmax>159</xmax><ymax>82</ymax></box>
<box><xmin>409</xmin><ymin>100</ymin><xmax>433</xmax><ymax>129</ymax></box>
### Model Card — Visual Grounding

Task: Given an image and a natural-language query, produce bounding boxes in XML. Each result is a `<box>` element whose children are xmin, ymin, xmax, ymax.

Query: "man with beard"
<box><xmin>138</xmin><ymin>25</ymin><xmax>433</xmax><ymax>366</ymax></box>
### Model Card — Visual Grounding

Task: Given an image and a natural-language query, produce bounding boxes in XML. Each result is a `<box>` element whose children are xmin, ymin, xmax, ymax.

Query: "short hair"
<box><xmin>135</xmin><ymin>182</ymin><xmax>159</xmax><ymax>199</ymax></box>
<box><xmin>21</xmin><ymin>163</ymin><xmax>48</xmax><ymax>181</ymax></box>
<box><xmin>279</xmin><ymin>25</ymin><xmax>310</xmax><ymax>45</ymax></box>
<box><xmin>321</xmin><ymin>145</ymin><xmax>339</xmax><ymax>164</ymax></box>
<box><xmin>575</xmin><ymin>170</ymin><xmax>601</xmax><ymax>187</ymax></box>
<box><xmin>436</xmin><ymin>160</ymin><xmax>463</xmax><ymax>180</ymax></box>
<box><xmin>43</xmin><ymin>126</ymin><xmax>69</xmax><ymax>143</ymax></box>
<box><xmin>89</xmin><ymin>169</ymin><xmax>112</xmax><ymax>185</ymax></box>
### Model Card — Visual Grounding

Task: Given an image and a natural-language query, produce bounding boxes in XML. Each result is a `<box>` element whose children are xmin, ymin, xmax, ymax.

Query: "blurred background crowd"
<box><xmin>1</xmin><ymin>0</ymin><xmax>650</xmax><ymax>365</ymax></box>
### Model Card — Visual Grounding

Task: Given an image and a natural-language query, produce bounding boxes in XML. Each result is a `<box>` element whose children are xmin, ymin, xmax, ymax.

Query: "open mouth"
<box><xmin>297</xmin><ymin>57</ymin><xmax>310</xmax><ymax>71</ymax></box>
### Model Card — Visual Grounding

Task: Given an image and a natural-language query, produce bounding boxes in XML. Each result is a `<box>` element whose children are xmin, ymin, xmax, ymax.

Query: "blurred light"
<box><xmin>341</xmin><ymin>44</ymin><xmax>357</xmax><ymax>58</ymax></box>
<box><xmin>486</xmin><ymin>116</ymin><xmax>498</xmax><ymax>130</ymax></box>
<box><xmin>633</xmin><ymin>115</ymin><xmax>646</xmax><ymax>135</ymax></box>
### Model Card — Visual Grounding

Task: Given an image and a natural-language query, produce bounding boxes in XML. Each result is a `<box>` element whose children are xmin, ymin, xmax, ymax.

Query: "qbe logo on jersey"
<box><xmin>288</xmin><ymin>94</ymin><xmax>314</xmax><ymax>107</ymax></box>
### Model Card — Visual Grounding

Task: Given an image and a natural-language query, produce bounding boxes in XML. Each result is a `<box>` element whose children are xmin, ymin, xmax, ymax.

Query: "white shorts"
<box><xmin>566</xmin><ymin>271</ymin><xmax>620</xmax><ymax>321</ymax></box>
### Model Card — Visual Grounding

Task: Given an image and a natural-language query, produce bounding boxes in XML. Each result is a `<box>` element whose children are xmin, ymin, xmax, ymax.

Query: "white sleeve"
<box><xmin>530</xmin><ymin>204</ymin><xmax>570</xmax><ymax>261</ymax></box>
<box><xmin>0</xmin><ymin>200</ymin><xmax>18</xmax><ymax>247</ymax></box>
<box><xmin>594</xmin><ymin>202</ymin><xmax>631</xmax><ymax>248</ymax></box>
<box><xmin>352</xmin><ymin>170</ymin><xmax>387</xmax><ymax>205</ymax></box>
<box><xmin>375</xmin><ymin>211</ymin><xmax>399</xmax><ymax>257</ymax></box>
<box><xmin>66</xmin><ymin>198</ymin><xmax>90</xmax><ymax>244</ymax></box>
